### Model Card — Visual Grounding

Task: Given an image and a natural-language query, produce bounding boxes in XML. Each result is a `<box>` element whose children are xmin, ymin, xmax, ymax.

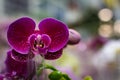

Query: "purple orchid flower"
<box><xmin>7</xmin><ymin>17</ymin><xmax>69</xmax><ymax>60</ymax></box>
<box><xmin>5</xmin><ymin>50</ymin><xmax>35</xmax><ymax>80</ymax></box>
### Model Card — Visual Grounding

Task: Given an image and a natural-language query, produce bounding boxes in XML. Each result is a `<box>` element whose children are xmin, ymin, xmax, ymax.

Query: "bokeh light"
<box><xmin>98</xmin><ymin>24</ymin><xmax>113</xmax><ymax>38</ymax></box>
<box><xmin>98</xmin><ymin>8</ymin><xmax>113</xmax><ymax>22</ymax></box>
<box><xmin>114</xmin><ymin>20</ymin><xmax>120</xmax><ymax>35</ymax></box>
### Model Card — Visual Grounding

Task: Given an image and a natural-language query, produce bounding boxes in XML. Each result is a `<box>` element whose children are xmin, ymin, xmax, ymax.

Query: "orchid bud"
<box><xmin>68</xmin><ymin>29</ymin><xmax>81</xmax><ymax>45</ymax></box>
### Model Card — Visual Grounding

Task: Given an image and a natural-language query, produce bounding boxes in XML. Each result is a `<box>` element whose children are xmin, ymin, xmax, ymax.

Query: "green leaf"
<box><xmin>49</xmin><ymin>71</ymin><xmax>63</xmax><ymax>80</ymax></box>
<box><xmin>84</xmin><ymin>76</ymin><xmax>93</xmax><ymax>80</ymax></box>
<box><xmin>62</xmin><ymin>74</ymin><xmax>71</xmax><ymax>80</ymax></box>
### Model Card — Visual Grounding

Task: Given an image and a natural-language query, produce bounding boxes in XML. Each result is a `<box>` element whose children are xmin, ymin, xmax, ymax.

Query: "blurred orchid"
<box><xmin>0</xmin><ymin>75</ymin><xmax>4</xmax><ymax>80</ymax></box>
<box><xmin>7</xmin><ymin>17</ymin><xmax>69</xmax><ymax>60</ymax></box>
<box><xmin>89</xmin><ymin>36</ymin><xmax>108</xmax><ymax>51</ymax></box>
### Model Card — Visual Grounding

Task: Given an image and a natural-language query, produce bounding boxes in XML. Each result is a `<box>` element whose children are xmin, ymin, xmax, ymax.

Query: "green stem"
<box><xmin>44</xmin><ymin>64</ymin><xmax>58</xmax><ymax>71</ymax></box>
<box><xmin>37</xmin><ymin>64</ymin><xmax>71</xmax><ymax>80</ymax></box>
<box><xmin>37</xmin><ymin>64</ymin><xmax>58</xmax><ymax>76</ymax></box>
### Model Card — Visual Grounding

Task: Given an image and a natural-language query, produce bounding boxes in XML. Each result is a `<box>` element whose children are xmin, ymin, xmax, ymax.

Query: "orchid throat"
<box><xmin>29</xmin><ymin>34</ymin><xmax>51</xmax><ymax>54</ymax></box>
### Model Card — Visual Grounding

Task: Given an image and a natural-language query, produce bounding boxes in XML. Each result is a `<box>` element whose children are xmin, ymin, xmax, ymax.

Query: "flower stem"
<box><xmin>37</xmin><ymin>64</ymin><xmax>57</xmax><ymax>76</ymax></box>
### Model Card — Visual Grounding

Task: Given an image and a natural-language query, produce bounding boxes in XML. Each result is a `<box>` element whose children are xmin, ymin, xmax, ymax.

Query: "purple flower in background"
<box><xmin>89</xmin><ymin>36</ymin><xmax>108</xmax><ymax>51</ymax></box>
<box><xmin>7</xmin><ymin>17</ymin><xmax>69</xmax><ymax>60</ymax></box>
<box><xmin>0</xmin><ymin>75</ymin><xmax>4</xmax><ymax>80</ymax></box>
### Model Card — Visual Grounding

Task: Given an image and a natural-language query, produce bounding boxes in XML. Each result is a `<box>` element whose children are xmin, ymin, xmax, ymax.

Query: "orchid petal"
<box><xmin>28</xmin><ymin>34</ymin><xmax>36</xmax><ymax>48</ymax></box>
<box><xmin>39</xmin><ymin>18</ymin><xmax>69</xmax><ymax>52</ymax></box>
<box><xmin>38</xmin><ymin>47</ymin><xmax>48</xmax><ymax>55</ymax></box>
<box><xmin>44</xmin><ymin>49</ymin><xmax>63</xmax><ymax>60</ymax></box>
<box><xmin>11</xmin><ymin>49</ymin><xmax>34</xmax><ymax>62</ymax></box>
<box><xmin>7</xmin><ymin>17</ymin><xmax>35</xmax><ymax>54</ymax></box>
<box><xmin>38</xmin><ymin>34</ymin><xmax>51</xmax><ymax>54</ymax></box>
<box><xmin>41</xmin><ymin>34</ymin><xmax>51</xmax><ymax>48</ymax></box>
<box><xmin>5</xmin><ymin>50</ymin><xmax>35</xmax><ymax>78</ymax></box>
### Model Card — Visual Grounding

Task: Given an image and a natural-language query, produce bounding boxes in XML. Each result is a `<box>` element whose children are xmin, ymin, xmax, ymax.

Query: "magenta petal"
<box><xmin>5</xmin><ymin>50</ymin><xmax>35</xmax><ymax>79</ymax></box>
<box><xmin>44</xmin><ymin>49</ymin><xmax>63</xmax><ymax>60</ymax></box>
<box><xmin>11</xmin><ymin>49</ymin><xmax>34</xmax><ymax>62</ymax></box>
<box><xmin>7</xmin><ymin>17</ymin><xmax>36</xmax><ymax>54</ymax></box>
<box><xmin>39</xmin><ymin>18</ymin><xmax>69</xmax><ymax>52</ymax></box>
<box><xmin>41</xmin><ymin>34</ymin><xmax>51</xmax><ymax>47</ymax></box>
<box><xmin>38</xmin><ymin>47</ymin><xmax>47</xmax><ymax>55</ymax></box>
<box><xmin>28</xmin><ymin>34</ymin><xmax>36</xmax><ymax>48</ymax></box>
<box><xmin>38</xmin><ymin>34</ymin><xmax>51</xmax><ymax>54</ymax></box>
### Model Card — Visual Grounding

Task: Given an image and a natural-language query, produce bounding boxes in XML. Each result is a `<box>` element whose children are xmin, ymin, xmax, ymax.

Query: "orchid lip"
<box><xmin>29</xmin><ymin>34</ymin><xmax>51</xmax><ymax>54</ymax></box>
<box><xmin>34</xmin><ymin>35</ymin><xmax>45</xmax><ymax>49</ymax></box>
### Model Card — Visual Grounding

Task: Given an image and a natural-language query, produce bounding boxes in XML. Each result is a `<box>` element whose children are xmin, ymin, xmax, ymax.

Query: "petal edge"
<box><xmin>7</xmin><ymin>17</ymin><xmax>36</xmax><ymax>54</ymax></box>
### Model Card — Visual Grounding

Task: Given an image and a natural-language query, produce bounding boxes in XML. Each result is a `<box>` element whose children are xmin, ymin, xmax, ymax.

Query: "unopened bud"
<box><xmin>68</xmin><ymin>29</ymin><xmax>81</xmax><ymax>45</ymax></box>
